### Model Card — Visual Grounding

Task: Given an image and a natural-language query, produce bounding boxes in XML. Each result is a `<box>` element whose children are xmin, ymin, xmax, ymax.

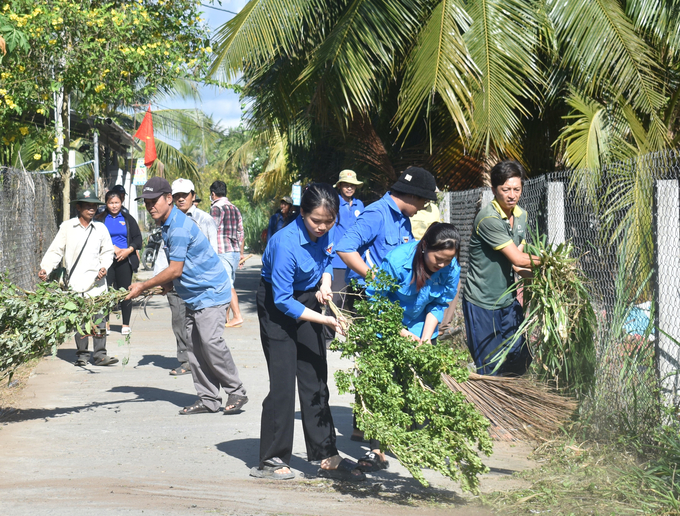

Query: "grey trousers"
<box><xmin>75</xmin><ymin>312</ymin><xmax>107</xmax><ymax>362</ymax></box>
<box><xmin>185</xmin><ymin>303</ymin><xmax>247</xmax><ymax>411</ymax></box>
<box><xmin>167</xmin><ymin>290</ymin><xmax>190</xmax><ymax>365</ymax></box>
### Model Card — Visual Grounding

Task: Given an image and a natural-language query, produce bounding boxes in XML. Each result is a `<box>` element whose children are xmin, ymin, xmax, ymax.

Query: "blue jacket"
<box><xmin>332</xmin><ymin>195</ymin><xmax>365</xmax><ymax>269</ymax></box>
<box><xmin>336</xmin><ymin>192</ymin><xmax>413</xmax><ymax>285</ymax></box>
<box><xmin>261</xmin><ymin>215</ymin><xmax>336</xmax><ymax>319</ymax></box>
<box><xmin>367</xmin><ymin>240</ymin><xmax>460</xmax><ymax>339</ymax></box>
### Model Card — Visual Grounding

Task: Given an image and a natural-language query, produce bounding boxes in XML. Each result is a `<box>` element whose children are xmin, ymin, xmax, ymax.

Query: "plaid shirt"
<box><xmin>210</xmin><ymin>196</ymin><xmax>244</xmax><ymax>254</ymax></box>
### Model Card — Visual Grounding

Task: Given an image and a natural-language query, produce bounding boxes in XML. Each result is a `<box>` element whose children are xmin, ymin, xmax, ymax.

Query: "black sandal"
<box><xmin>356</xmin><ymin>451</ymin><xmax>389</xmax><ymax>472</ymax></box>
<box><xmin>179</xmin><ymin>400</ymin><xmax>217</xmax><ymax>415</ymax></box>
<box><xmin>249</xmin><ymin>457</ymin><xmax>295</xmax><ymax>480</ymax></box>
<box><xmin>318</xmin><ymin>458</ymin><xmax>366</xmax><ymax>482</ymax></box>
<box><xmin>223</xmin><ymin>394</ymin><xmax>248</xmax><ymax>414</ymax></box>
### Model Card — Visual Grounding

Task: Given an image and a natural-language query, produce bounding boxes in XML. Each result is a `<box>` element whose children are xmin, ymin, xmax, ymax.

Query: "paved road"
<box><xmin>0</xmin><ymin>257</ymin><xmax>533</xmax><ymax>515</ymax></box>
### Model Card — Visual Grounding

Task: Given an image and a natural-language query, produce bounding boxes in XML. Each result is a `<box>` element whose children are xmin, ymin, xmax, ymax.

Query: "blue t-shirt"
<box><xmin>366</xmin><ymin>240</ymin><xmax>460</xmax><ymax>339</ymax></box>
<box><xmin>331</xmin><ymin>195</ymin><xmax>365</xmax><ymax>269</ymax></box>
<box><xmin>104</xmin><ymin>213</ymin><xmax>128</xmax><ymax>249</ymax></box>
<box><xmin>261</xmin><ymin>215</ymin><xmax>335</xmax><ymax>319</ymax></box>
<box><xmin>162</xmin><ymin>206</ymin><xmax>231</xmax><ymax>310</ymax></box>
<box><xmin>335</xmin><ymin>192</ymin><xmax>413</xmax><ymax>285</ymax></box>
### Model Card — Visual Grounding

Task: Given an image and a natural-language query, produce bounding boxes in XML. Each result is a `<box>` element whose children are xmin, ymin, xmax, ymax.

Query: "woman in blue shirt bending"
<box><xmin>252</xmin><ymin>183</ymin><xmax>365</xmax><ymax>482</ymax></box>
<box><xmin>358</xmin><ymin>222</ymin><xmax>461</xmax><ymax>472</ymax></box>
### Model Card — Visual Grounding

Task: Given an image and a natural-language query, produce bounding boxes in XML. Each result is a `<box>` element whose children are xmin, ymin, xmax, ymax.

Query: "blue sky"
<box><xmin>159</xmin><ymin>0</ymin><xmax>248</xmax><ymax>137</ymax></box>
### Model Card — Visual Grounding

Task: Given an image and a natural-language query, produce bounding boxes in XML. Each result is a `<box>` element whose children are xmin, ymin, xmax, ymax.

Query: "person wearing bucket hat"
<box><xmin>266</xmin><ymin>195</ymin><xmax>295</xmax><ymax>242</ymax></box>
<box><xmin>127</xmin><ymin>177</ymin><xmax>248</xmax><ymax>415</ymax></box>
<box><xmin>324</xmin><ymin>170</ymin><xmax>365</xmax><ymax>344</ymax></box>
<box><xmin>38</xmin><ymin>187</ymin><xmax>119</xmax><ymax>366</ymax></box>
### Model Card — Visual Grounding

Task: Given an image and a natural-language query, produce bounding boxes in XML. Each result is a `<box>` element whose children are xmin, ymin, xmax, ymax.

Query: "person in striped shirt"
<box><xmin>210</xmin><ymin>181</ymin><xmax>245</xmax><ymax>328</ymax></box>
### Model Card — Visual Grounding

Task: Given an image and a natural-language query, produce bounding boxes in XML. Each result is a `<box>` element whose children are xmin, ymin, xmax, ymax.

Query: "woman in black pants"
<box><xmin>96</xmin><ymin>189</ymin><xmax>142</xmax><ymax>334</ymax></box>
<box><xmin>250</xmin><ymin>183</ymin><xmax>364</xmax><ymax>482</ymax></box>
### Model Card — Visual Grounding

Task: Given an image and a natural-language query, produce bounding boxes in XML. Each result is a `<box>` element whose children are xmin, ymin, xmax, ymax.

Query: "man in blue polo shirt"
<box><xmin>127</xmin><ymin>177</ymin><xmax>248</xmax><ymax>415</ymax></box>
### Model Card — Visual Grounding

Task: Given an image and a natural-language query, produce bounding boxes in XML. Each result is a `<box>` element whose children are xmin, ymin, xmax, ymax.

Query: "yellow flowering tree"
<box><xmin>0</xmin><ymin>0</ymin><xmax>210</xmax><ymax>217</ymax></box>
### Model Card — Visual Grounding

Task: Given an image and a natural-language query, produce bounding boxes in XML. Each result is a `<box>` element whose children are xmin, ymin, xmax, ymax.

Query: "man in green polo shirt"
<box><xmin>463</xmin><ymin>160</ymin><xmax>539</xmax><ymax>375</ymax></box>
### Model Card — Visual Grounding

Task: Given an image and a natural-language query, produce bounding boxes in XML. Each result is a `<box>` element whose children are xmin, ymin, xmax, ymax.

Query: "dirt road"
<box><xmin>0</xmin><ymin>257</ymin><xmax>535</xmax><ymax>515</ymax></box>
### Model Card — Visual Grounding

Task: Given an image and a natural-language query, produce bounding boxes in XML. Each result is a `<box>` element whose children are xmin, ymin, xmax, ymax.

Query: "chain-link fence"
<box><xmin>441</xmin><ymin>150</ymin><xmax>680</xmax><ymax>440</ymax></box>
<box><xmin>0</xmin><ymin>168</ymin><xmax>58</xmax><ymax>290</ymax></box>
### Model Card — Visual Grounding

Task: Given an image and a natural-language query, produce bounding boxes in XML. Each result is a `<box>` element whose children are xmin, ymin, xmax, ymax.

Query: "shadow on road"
<box><xmin>135</xmin><ymin>354</ymin><xmax>180</xmax><ymax>370</ymax></box>
<box><xmin>0</xmin><ymin>385</ymin><xmax>198</xmax><ymax>423</ymax></box>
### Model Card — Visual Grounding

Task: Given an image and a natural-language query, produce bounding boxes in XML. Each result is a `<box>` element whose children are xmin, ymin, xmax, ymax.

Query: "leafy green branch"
<box><xmin>332</xmin><ymin>270</ymin><xmax>492</xmax><ymax>492</ymax></box>
<box><xmin>0</xmin><ymin>277</ymin><xmax>128</xmax><ymax>379</ymax></box>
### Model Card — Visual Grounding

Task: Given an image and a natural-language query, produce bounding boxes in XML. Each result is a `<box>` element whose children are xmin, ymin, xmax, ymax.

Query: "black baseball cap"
<box><xmin>390</xmin><ymin>167</ymin><xmax>437</xmax><ymax>201</ymax></box>
<box><xmin>135</xmin><ymin>177</ymin><xmax>172</xmax><ymax>200</ymax></box>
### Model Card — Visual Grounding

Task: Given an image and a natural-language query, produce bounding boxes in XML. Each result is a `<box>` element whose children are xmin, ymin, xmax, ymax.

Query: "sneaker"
<box><xmin>74</xmin><ymin>358</ymin><xmax>88</xmax><ymax>367</ymax></box>
<box><xmin>93</xmin><ymin>356</ymin><xmax>119</xmax><ymax>366</ymax></box>
<box><xmin>121</xmin><ymin>326</ymin><xmax>131</xmax><ymax>335</ymax></box>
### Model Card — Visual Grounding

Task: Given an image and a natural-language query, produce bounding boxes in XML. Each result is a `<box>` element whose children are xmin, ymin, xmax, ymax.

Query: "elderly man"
<box><xmin>128</xmin><ymin>177</ymin><xmax>248</xmax><ymax>415</ymax></box>
<box><xmin>39</xmin><ymin>188</ymin><xmax>118</xmax><ymax>366</ymax></box>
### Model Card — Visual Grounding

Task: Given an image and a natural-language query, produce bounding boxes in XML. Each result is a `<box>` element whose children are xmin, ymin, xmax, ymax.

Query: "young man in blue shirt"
<box><xmin>127</xmin><ymin>177</ymin><xmax>248</xmax><ymax>415</ymax></box>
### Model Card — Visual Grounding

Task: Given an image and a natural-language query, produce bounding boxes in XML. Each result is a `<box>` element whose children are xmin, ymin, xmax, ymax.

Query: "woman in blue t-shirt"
<box><xmin>96</xmin><ymin>189</ymin><xmax>142</xmax><ymax>334</ymax></box>
<box><xmin>358</xmin><ymin>222</ymin><xmax>461</xmax><ymax>472</ymax></box>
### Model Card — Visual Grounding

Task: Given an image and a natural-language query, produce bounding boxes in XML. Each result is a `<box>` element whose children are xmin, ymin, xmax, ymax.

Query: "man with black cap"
<box><xmin>38</xmin><ymin>188</ymin><xmax>119</xmax><ymax>366</ymax></box>
<box><xmin>335</xmin><ymin>166</ymin><xmax>437</xmax><ymax>450</ymax></box>
<box><xmin>337</xmin><ymin>166</ymin><xmax>438</xmax><ymax>287</ymax></box>
<box><xmin>126</xmin><ymin>177</ymin><xmax>248</xmax><ymax>415</ymax></box>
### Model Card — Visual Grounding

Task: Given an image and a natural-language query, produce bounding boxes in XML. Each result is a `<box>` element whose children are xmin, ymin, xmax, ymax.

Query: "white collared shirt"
<box><xmin>186</xmin><ymin>205</ymin><xmax>218</xmax><ymax>253</ymax></box>
<box><xmin>40</xmin><ymin>217</ymin><xmax>114</xmax><ymax>296</ymax></box>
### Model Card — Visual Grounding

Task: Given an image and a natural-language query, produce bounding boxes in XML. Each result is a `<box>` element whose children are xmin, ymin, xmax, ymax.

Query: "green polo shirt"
<box><xmin>464</xmin><ymin>199</ymin><xmax>527</xmax><ymax>310</ymax></box>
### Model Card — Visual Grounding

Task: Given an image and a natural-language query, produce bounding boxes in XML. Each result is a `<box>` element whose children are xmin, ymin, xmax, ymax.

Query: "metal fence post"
<box><xmin>439</xmin><ymin>192</ymin><xmax>451</xmax><ymax>224</ymax></box>
<box><xmin>481</xmin><ymin>188</ymin><xmax>493</xmax><ymax>208</ymax></box>
<box><xmin>547</xmin><ymin>182</ymin><xmax>566</xmax><ymax>245</ymax></box>
<box><xmin>653</xmin><ymin>179</ymin><xmax>680</xmax><ymax>406</ymax></box>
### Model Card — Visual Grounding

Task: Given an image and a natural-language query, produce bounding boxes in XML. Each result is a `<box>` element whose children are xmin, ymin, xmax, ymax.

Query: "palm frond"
<box><xmin>465</xmin><ymin>0</ymin><xmax>542</xmax><ymax>159</ymax></box>
<box><xmin>394</xmin><ymin>0</ymin><xmax>478</xmax><ymax>142</ymax></box>
<box><xmin>548</xmin><ymin>0</ymin><xmax>666</xmax><ymax>119</ymax></box>
<box><xmin>144</xmin><ymin>139</ymin><xmax>201</xmax><ymax>185</ymax></box>
<box><xmin>252</xmin><ymin>129</ymin><xmax>296</xmax><ymax>201</ymax></box>
<box><xmin>298</xmin><ymin>0</ymin><xmax>423</xmax><ymax>121</ymax></box>
<box><xmin>558</xmin><ymin>89</ymin><xmax>610</xmax><ymax>173</ymax></box>
<box><xmin>626</xmin><ymin>0</ymin><xmax>680</xmax><ymax>61</ymax></box>
<box><xmin>209</xmin><ymin>0</ymin><xmax>324</xmax><ymax>83</ymax></box>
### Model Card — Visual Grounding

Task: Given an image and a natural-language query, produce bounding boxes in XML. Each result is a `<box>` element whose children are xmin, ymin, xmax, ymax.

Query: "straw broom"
<box><xmin>328</xmin><ymin>299</ymin><xmax>577</xmax><ymax>442</ymax></box>
<box><xmin>441</xmin><ymin>373</ymin><xmax>577</xmax><ymax>441</ymax></box>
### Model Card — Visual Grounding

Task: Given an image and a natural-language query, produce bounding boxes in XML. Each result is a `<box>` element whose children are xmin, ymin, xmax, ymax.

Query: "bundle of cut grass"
<box><xmin>442</xmin><ymin>372</ymin><xmax>578</xmax><ymax>441</ymax></box>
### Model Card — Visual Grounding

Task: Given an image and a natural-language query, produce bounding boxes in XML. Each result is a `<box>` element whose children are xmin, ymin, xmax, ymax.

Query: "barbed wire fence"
<box><xmin>0</xmin><ymin>167</ymin><xmax>58</xmax><ymax>290</ymax></box>
<box><xmin>440</xmin><ymin>150</ymin><xmax>680</xmax><ymax>440</ymax></box>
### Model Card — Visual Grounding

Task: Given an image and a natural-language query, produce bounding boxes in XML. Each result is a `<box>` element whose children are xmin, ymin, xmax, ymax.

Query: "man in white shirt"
<box><xmin>38</xmin><ymin>189</ymin><xmax>118</xmax><ymax>366</ymax></box>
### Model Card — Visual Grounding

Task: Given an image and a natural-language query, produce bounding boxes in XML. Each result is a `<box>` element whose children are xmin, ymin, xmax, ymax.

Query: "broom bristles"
<box><xmin>442</xmin><ymin>373</ymin><xmax>577</xmax><ymax>441</ymax></box>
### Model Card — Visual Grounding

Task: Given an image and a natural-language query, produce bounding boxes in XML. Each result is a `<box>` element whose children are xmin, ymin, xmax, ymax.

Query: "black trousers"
<box><xmin>107</xmin><ymin>259</ymin><xmax>133</xmax><ymax>325</ymax></box>
<box><xmin>256</xmin><ymin>279</ymin><xmax>338</xmax><ymax>468</ymax></box>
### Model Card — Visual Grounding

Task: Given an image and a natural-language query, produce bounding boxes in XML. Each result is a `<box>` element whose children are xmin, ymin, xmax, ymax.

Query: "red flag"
<box><xmin>134</xmin><ymin>106</ymin><xmax>157</xmax><ymax>167</ymax></box>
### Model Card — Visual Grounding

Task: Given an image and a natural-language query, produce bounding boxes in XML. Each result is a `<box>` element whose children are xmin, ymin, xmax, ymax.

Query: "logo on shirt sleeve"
<box><xmin>325</xmin><ymin>242</ymin><xmax>335</xmax><ymax>255</ymax></box>
<box><xmin>403</xmin><ymin>236</ymin><xmax>409</xmax><ymax>243</ymax></box>
<box><xmin>354</xmin><ymin>209</ymin><xmax>361</xmax><ymax>217</ymax></box>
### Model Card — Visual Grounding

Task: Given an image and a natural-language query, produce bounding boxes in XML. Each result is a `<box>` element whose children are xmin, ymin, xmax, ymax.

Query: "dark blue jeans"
<box><xmin>462</xmin><ymin>297</ymin><xmax>531</xmax><ymax>376</ymax></box>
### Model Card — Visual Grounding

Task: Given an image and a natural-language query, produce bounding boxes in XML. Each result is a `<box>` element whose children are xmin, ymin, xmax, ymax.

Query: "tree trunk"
<box><xmin>58</xmin><ymin>90</ymin><xmax>70</xmax><ymax>221</ymax></box>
